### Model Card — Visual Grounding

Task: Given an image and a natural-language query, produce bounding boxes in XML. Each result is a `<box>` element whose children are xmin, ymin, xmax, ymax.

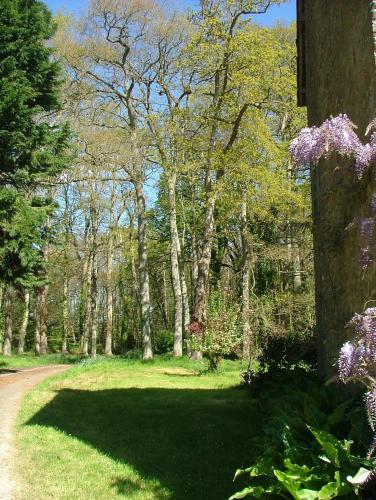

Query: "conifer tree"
<box><xmin>0</xmin><ymin>0</ymin><xmax>69</xmax><ymax>286</ymax></box>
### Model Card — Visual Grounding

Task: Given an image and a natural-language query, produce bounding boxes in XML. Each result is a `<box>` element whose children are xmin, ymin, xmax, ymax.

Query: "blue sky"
<box><xmin>44</xmin><ymin>0</ymin><xmax>296</xmax><ymax>25</ymax></box>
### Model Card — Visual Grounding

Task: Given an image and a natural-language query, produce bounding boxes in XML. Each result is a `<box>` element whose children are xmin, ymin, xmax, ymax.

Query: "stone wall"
<box><xmin>305</xmin><ymin>0</ymin><xmax>376</xmax><ymax>374</ymax></box>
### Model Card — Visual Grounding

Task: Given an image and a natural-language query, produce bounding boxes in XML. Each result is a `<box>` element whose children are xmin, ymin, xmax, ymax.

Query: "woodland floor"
<box><xmin>0</xmin><ymin>355</ymin><xmax>258</xmax><ymax>500</ymax></box>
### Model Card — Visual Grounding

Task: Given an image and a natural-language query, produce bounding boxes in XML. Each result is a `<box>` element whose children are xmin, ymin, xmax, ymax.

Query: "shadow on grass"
<box><xmin>26</xmin><ymin>386</ymin><xmax>257</xmax><ymax>499</ymax></box>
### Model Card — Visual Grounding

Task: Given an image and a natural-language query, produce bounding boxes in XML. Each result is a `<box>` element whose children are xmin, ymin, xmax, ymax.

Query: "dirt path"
<box><xmin>0</xmin><ymin>365</ymin><xmax>70</xmax><ymax>500</ymax></box>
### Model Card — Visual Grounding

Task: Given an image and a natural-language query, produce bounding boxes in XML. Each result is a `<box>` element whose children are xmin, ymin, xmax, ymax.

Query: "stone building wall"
<box><xmin>304</xmin><ymin>0</ymin><xmax>376</xmax><ymax>373</ymax></box>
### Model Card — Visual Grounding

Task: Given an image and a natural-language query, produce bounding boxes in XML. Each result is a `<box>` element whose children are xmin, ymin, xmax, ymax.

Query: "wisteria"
<box><xmin>289</xmin><ymin>125</ymin><xmax>325</xmax><ymax>164</ymax></box>
<box><xmin>291</xmin><ymin>114</ymin><xmax>376</xmax><ymax>269</ymax></box>
<box><xmin>338</xmin><ymin>307</ymin><xmax>376</xmax><ymax>455</ymax></box>
<box><xmin>290</xmin><ymin>113</ymin><xmax>376</xmax><ymax>178</ymax></box>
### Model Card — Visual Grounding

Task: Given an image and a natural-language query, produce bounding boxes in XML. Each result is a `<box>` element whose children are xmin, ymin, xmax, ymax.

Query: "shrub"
<box><xmin>189</xmin><ymin>294</ymin><xmax>241</xmax><ymax>370</ymax></box>
<box><xmin>154</xmin><ymin>329</ymin><xmax>174</xmax><ymax>354</ymax></box>
<box><xmin>249</xmin><ymin>292</ymin><xmax>316</xmax><ymax>370</ymax></box>
<box><xmin>231</xmin><ymin>369</ymin><xmax>374</xmax><ymax>499</ymax></box>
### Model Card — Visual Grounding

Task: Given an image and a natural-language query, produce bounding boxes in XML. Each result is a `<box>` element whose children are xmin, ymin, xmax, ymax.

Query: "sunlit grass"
<box><xmin>0</xmin><ymin>353</ymin><xmax>79</xmax><ymax>369</ymax></box>
<box><xmin>15</xmin><ymin>357</ymin><xmax>257</xmax><ymax>499</ymax></box>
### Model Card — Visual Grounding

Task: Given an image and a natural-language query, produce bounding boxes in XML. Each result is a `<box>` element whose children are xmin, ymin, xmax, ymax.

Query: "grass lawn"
<box><xmin>0</xmin><ymin>353</ymin><xmax>79</xmax><ymax>370</ymax></box>
<box><xmin>15</xmin><ymin>356</ymin><xmax>258</xmax><ymax>500</ymax></box>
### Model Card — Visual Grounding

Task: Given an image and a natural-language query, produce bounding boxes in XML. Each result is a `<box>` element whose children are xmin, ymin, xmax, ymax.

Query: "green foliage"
<box><xmin>232</xmin><ymin>370</ymin><xmax>374</xmax><ymax>499</ymax></box>
<box><xmin>0</xmin><ymin>0</ymin><xmax>68</xmax><ymax>186</ymax></box>
<box><xmin>232</xmin><ymin>426</ymin><xmax>373</xmax><ymax>499</ymax></box>
<box><xmin>0</xmin><ymin>189</ymin><xmax>54</xmax><ymax>287</ymax></box>
<box><xmin>189</xmin><ymin>293</ymin><xmax>241</xmax><ymax>370</ymax></box>
<box><xmin>154</xmin><ymin>330</ymin><xmax>174</xmax><ymax>354</ymax></box>
<box><xmin>0</xmin><ymin>0</ymin><xmax>70</xmax><ymax>285</ymax></box>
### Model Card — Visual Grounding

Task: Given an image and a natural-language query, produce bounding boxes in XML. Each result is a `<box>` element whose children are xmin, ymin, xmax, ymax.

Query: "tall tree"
<box><xmin>0</xmin><ymin>0</ymin><xmax>70</xmax><ymax>355</ymax></box>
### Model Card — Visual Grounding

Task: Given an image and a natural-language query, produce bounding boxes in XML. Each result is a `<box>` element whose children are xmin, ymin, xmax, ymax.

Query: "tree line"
<box><xmin>0</xmin><ymin>0</ymin><xmax>314</xmax><ymax>363</ymax></box>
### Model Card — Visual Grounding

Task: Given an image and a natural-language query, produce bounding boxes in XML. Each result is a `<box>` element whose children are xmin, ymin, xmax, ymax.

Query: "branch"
<box><xmin>223</xmin><ymin>103</ymin><xmax>250</xmax><ymax>153</ymax></box>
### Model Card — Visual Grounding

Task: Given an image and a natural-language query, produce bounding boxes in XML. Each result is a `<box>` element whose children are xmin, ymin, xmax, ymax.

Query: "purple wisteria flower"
<box><xmin>290</xmin><ymin>113</ymin><xmax>376</xmax><ymax>178</ymax></box>
<box><xmin>323</xmin><ymin>114</ymin><xmax>361</xmax><ymax>155</ymax></box>
<box><xmin>290</xmin><ymin>126</ymin><xmax>324</xmax><ymax>164</ymax></box>
<box><xmin>338</xmin><ymin>341</ymin><xmax>366</xmax><ymax>382</ymax></box>
<box><xmin>291</xmin><ymin>115</ymin><xmax>376</xmax><ymax>269</ymax></box>
<box><xmin>366</xmin><ymin>386</ymin><xmax>376</xmax><ymax>431</ymax></box>
<box><xmin>339</xmin><ymin>308</ymin><xmax>376</xmax><ymax>455</ymax></box>
<box><xmin>355</xmin><ymin>144</ymin><xmax>373</xmax><ymax>178</ymax></box>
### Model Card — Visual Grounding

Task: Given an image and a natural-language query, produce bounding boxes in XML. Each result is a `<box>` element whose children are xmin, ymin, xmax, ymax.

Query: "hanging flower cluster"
<box><xmin>338</xmin><ymin>308</ymin><xmax>376</xmax><ymax>456</ymax></box>
<box><xmin>291</xmin><ymin>114</ymin><xmax>376</xmax><ymax>269</ymax></box>
<box><xmin>290</xmin><ymin>114</ymin><xmax>376</xmax><ymax>178</ymax></box>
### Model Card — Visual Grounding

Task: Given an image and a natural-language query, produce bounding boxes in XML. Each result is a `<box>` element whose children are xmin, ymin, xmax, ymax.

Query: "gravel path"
<box><xmin>0</xmin><ymin>365</ymin><xmax>70</xmax><ymax>500</ymax></box>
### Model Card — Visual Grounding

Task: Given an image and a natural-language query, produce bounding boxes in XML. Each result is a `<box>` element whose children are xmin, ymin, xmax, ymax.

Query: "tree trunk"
<box><xmin>193</xmin><ymin>193</ymin><xmax>216</xmax><ymax>322</ymax></box>
<box><xmin>81</xmin><ymin>250</ymin><xmax>92</xmax><ymax>356</ymax></box>
<box><xmin>62</xmin><ymin>278</ymin><xmax>69</xmax><ymax>354</ymax></box>
<box><xmin>181</xmin><ymin>267</ymin><xmax>190</xmax><ymax>352</ymax></box>
<box><xmin>18</xmin><ymin>289</ymin><xmax>30</xmax><ymax>355</ymax></box>
<box><xmin>190</xmin><ymin>190</ymin><xmax>199</xmax><ymax>305</ymax></box>
<box><xmin>191</xmin><ymin>192</ymin><xmax>216</xmax><ymax>360</ymax></box>
<box><xmin>180</xmin><ymin>223</ymin><xmax>191</xmax><ymax>354</ymax></box>
<box><xmin>104</xmin><ymin>231</ymin><xmax>114</xmax><ymax>355</ymax></box>
<box><xmin>168</xmin><ymin>172</ymin><xmax>183</xmax><ymax>357</ymax></box>
<box><xmin>35</xmin><ymin>289</ymin><xmax>41</xmax><ymax>356</ymax></box>
<box><xmin>303</xmin><ymin>0</ymin><xmax>376</xmax><ymax>374</ymax></box>
<box><xmin>240</xmin><ymin>200</ymin><xmax>252</xmax><ymax>359</ymax></box>
<box><xmin>39</xmin><ymin>283</ymin><xmax>49</xmax><ymax>355</ymax></box>
<box><xmin>162</xmin><ymin>270</ymin><xmax>169</xmax><ymax>329</ymax></box>
<box><xmin>292</xmin><ymin>239</ymin><xmax>302</xmax><ymax>292</ymax></box>
<box><xmin>3</xmin><ymin>287</ymin><xmax>13</xmax><ymax>356</ymax></box>
<box><xmin>135</xmin><ymin>180</ymin><xmax>153</xmax><ymax>360</ymax></box>
<box><xmin>91</xmin><ymin>252</ymin><xmax>98</xmax><ymax>357</ymax></box>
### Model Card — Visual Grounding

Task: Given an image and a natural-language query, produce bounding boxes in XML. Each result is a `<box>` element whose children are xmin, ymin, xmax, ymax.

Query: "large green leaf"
<box><xmin>234</xmin><ymin>457</ymin><xmax>275</xmax><ymax>480</ymax></box>
<box><xmin>229</xmin><ymin>485</ymin><xmax>271</xmax><ymax>499</ymax></box>
<box><xmin>308</xmin><ymin>426</ymin><xmax>348</xmax><ymax>467</ymax></box>
<box><xmin>317</xmin><ymin>481</ymin><xmax>339</xmax><ymax>499</ymax></box>
<box><xmin>274</xmin><ymin>470</ymin><xmax>319</xmax><ymax>499</ymax></box>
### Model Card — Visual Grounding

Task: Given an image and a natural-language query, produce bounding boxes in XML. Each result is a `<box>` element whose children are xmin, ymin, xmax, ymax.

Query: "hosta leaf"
<box><xmin>274</xmin><ymin>470</ymin><xmax>319</xmax><ymax>499</ymax></box>
<box><xmin>229</xmin><ymin>485</ymin><xmax>270</xmax><ymax>499</ymax></box>
<box><xmin>318</xmin><ymin>482</ymin><xmax>339</xmax><ymax>499</ymax></box>
<box><xmin>327</xmin><ymin>402</ymin><xmax>351</xmax><ymax>429</ymax></box>
<box><xmin>234</xmin><ymin>457</ymin><xmax>274</xmax><ymax>479</ymax></box>
<box><xmin>308</xmin><ymin>426</ymin><xmax>347</xmax><ymax>467</ymax></box>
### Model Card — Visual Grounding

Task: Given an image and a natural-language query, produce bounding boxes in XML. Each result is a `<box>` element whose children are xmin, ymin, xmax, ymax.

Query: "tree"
<box><xmin>0</xmin><ymin>0</ymin><xmax>69</xmax><ymax>324</ymax></box>
<box><xmin>0</xmin><ymin>0</ymin><xmax>68</xmax><ymax>187</ymax></box>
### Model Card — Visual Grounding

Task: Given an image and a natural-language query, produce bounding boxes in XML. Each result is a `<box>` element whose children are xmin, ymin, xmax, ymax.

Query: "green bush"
<box><xmin>189</xmin><ymin>293</ymin><xmax>241</xmax><ymax>370</ymax></box>
<box><xmin>154</xmin><ymin>330</ymin><xmax>174</xmax><ymax>354</ymax></box>
<box><xmin>249</xmin><ymin>292</ymin><xmax>316</xmax><ymax>369</ymax></box>
<box><xmin>231</xmin><ymin>369</ymin><xmax>375</xmax><ymax>499</ymax></box>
